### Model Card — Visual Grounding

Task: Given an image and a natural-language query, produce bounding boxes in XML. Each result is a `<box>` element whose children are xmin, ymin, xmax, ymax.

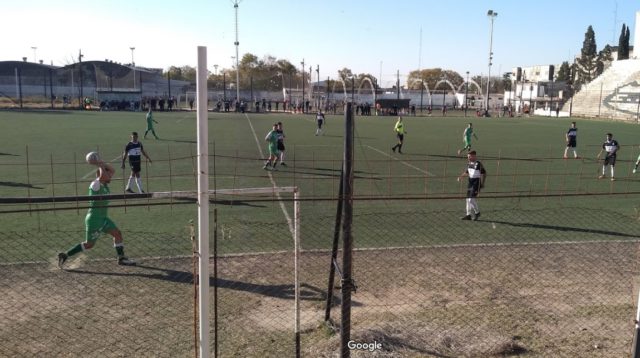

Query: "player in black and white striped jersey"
<box><xmin>457</xmin><ymin>150</ymin><xmax>487</xmax><ymax>221</ymax></box>
<box><xmin>597</xmin><ymin>133</ymin><xmax>619</xmax><ymax>181</ymax></box>
<box><xmin>121</xmin><ymin>132</ymin><xmax>153</xmax><ymax>193</ymax></box>
<box><xmin>563</xmin><ymin>121</ymin><xmax>579</xmax><ymax>159</ymax></box>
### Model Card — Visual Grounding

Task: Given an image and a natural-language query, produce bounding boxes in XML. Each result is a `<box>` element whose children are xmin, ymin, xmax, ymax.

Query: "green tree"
<box><xmin>617</xmin><ymin>24</ymin><xmax>630</xmax><ymax>60</ymax></box>
<box><xmin>164</xmin><ymin>65</ymin><xmax>197</xmax><ymax>82</ymax></box>
<box><xmin>575</xmin><ymin>26</ymin><xmax>598</xmax><ymax>87</ymax></box>
<box><xmin>555</xmin><ymin>61</ymin><xmax>571</xmax><ymax>82</ymax></box>
<box><xmin>407</xmin><ymin>68</ymin><xmax>463</xmax><ymax>91</ymax></box>
<box><xmin>596</xmin><ymin>44</ymin><xmax>614</xmax><ymax>76</ymax></box>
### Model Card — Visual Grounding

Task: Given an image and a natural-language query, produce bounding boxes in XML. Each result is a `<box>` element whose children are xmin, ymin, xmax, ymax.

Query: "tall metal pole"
<box><xmin>486</xmin><ymin>10</ymin><xmax>498</xmax><ymax>116</ymax></box>
<box><xmin>465</xmin><ymin>71</ymin><xmax>470</xmax><ymax>117</ymax></box>
<box><xmin>396</xmin><ymin>70</ymin><xmax>400</xmax><ymax>101</ymax></box>
<box><xmin>316</xmin><ymin>65</ymin><xmax>320</xmax><ymax>111</ymax></box>
<box><xmin>78</xmin><ymin>49</ymin><xmax>84</xmax><ymax>110</ymax></box>
<box><xmin>340</xmin><ymin>102</ymin><xmax>355</xmax><ymax>358</ymax></box>
<box><xmin>195</xmin><ymin>45</ymin><xmax>210</xmax><ymax>358</ymax></box>
<box><xmin>130</xmin><ymin>47</ymin><xmax>136</xmax><ymax>90</ymax></box>
<box><xmin>300</xmin><ymin>59</ymin><xmax>305</xmax><ymax>113</ymax></box>
<box><xmin>233</xmin><ymin>1</ymin><xmax>241</xmax><ymax>105</ymax></box>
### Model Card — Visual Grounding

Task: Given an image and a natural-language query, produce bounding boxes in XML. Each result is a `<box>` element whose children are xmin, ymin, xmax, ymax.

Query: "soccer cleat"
<box><xmin>57</xmin><ymin>253</ymin><xmax>68</xmax><ymax>269</ymax></box>
<box><xmin>118</xmin><ymin>257</ymin><xmax>136</xmax><ymax>266</ymax></box>
<box><xmin>460</xmin><ymin>215</ymin><xmax>472</xmax><ymax>220</ymax></box>
<box><xmin>472</xmin><ymin>212</ymin><xmax>481</xmax><ymax>221</ymax></box>
<box><xmin>392</xmin><ymin>147</ymin><xmax>396</xmax><ymax>153</ymax></box>
<box><xmin>457</xmin><ymin>149</ymin><xmax>462</xmax><ymax>156</ymax></box>
<box><xmin>634</xmin><ymin>168</ymin><xmax>637</xmax><ymax>174</ymax></box>
<box><xmin>280</xmin><ymin>162</ymin><xmax>287</xmax><ymax>166</ymax></box>
<box><xmin>398</xmin><ymin>150</ymin><xmax>403</xmax><ymax>154</ymax></box>
<box><xmin>598</xmin><ymin>175</ymin><xmax>605</xmax><ymax>179</ymax></box>
<box><xmin>611</xmin><ymin>177</ymin><xmax>615</xmax><ymax>181</ymax></box>
<box><xmin>563</xmin><ymin>156</ymin><xmax>568</xmax><ymax>159</ymax></box>
<box><xmin>125</xmin><ymin>188</ymin><xmax>135</xmax><ymax>193</ymax></box>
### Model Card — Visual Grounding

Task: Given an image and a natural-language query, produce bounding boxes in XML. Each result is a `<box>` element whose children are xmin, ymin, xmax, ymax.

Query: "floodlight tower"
<box><xmin>232</xmin><ymin>0</ymin><xmax>242</xmax><ymax>104</ymax></box>
<box><xmin>485</xmin><ymin>9</ymin><xmax>498</xmax><ymax>116</ymax></box>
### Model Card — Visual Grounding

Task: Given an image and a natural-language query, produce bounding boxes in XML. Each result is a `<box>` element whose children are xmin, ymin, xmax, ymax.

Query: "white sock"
<box><xmin>135</xmin><ymin>177</ymin><xmax>144</xmax><ymax>192</ymax></box>
<box><xmin>126</xmin><ymin>177</ymin><xmax>135</xmax><ymax>190</ymax></box>
<box><xmin>602</xmin><ymin>166</ymin><xmax>607</xmax><ymax>175</ymax></box>
<box><xmin>280</xmin><ymin>152</ymin><xmax>285</xmax><ymax>163</ymax></box>
<box><xmin>611</xmin><ymin>166</ymin><xmax>615</xmax><ymax>177</ymax></box>
<box><xmin>572</xmin><ymin>149</ymin><xmax>577</xmax><ymax>158</ymax></box>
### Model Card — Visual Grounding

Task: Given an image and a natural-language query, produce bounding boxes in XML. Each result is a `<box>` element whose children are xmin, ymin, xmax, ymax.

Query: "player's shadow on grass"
<box><xmin>0</xmin><ymin>181</ymin><xmax>43</xmax><ymax>189</ymax></box>
<box><xmin>68</xmin><ymin>264</ymin><xmax>327</xmax><ymax>301</ymax></box>
<box><xmin>428</xmin><ymin>154</ymin><xmax>544</xmax><ymax>162</ymax></box>
<box><xmin>171</xmin><ymin>197</ymin><xmax>266</xmax><ymax>208</ymax></box>
<box><xmin>157</xmin><ymin>138</ymin><xmax>197</xmax><ymax>144</ymax></box>
<box><xmin>489</xmin><ymin>219</ymin><xmax>640</xmax><ymax>239</ymax></box>
<box><xmin>0</xmin><ymin>152</ymin><xmax>19</xmax><ymax>156</ymax></box>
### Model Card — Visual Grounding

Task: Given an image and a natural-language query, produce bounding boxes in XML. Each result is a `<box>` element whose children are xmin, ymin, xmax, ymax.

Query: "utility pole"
<box><xmin>301</xmin><ymin>59</ymin><xmax>305</xmax><ymax>113</ymax></box>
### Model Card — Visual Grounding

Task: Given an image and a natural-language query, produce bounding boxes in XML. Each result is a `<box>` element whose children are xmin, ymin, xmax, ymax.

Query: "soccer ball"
<box><xmin>85</xmin><ymin>151</ymin><xmax>101</xmax><ymax>165</ymax></box>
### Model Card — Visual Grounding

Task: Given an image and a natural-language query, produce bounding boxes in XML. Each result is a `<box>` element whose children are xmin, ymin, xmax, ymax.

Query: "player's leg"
<box><xmin>105</xmin><ymin>221</ymin><xmax>135</xmax><ymax>265</ymax></box>
<box><xmin>563</xmin><ymin>144</ymin><xmax>570</xmax><ymax>159</ymax></box>
<box><xmin>279</xmin><ymin>149</ymin><xmax>286</xmax><ymax>166</ymax></box>
<box><xmin>126</xmin><ymin>168</ymin><xmax>136</xmax><ymax>193</ymax></box>
<box><xmin>610</xmin><ymin>157</ymin><xmax>616</xmax><ymax>180</ymax></box>
<box><xmin>634</xmin><ymin>154</ymin><xmax>640</xmax><ymax>173</ymax></box>
<box><xmin>58</xmin><ymin>222</ymin><xmax>99</xmax><ymax>268</ymax></box>
<box><xmin>133</xmin><ymin>163</ymin><xmax>144</xmax><ymax>192</ymax></box>
<box><xmin>398</xmin><ymin>135</ymin><xmax>404</xmax><ymax>153</ymax></box>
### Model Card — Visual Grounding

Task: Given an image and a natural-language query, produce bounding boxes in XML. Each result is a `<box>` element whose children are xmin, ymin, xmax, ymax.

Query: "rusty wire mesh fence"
<box><xmin>3</xmin><ymin>194</ymin><xmax>637</xmax><ymax>357</ymax></box>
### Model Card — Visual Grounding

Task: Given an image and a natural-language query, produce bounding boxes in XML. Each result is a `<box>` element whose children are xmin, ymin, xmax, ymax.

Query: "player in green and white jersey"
<box><xmin>144</xmin><ymin>108</ymin><xmax>159</xmax><ymax>139</ymax></box>
<box><xmin>58</xmin><ymin>162</ymin><xmax>135</xmax><ymax>268</ymax></box>
<box><xmin>263</xmin><ymin>123</ymin><xmax>280</xmax><ymax>170</ymax></box>
<box><xmin>457</xmin><ymin>123</ymin><xmax>479</xmax><ymax>155</ymax></box>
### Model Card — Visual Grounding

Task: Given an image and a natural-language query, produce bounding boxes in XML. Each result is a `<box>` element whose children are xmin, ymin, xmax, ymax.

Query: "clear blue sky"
<box><xmin>3</xmin><ymin>0</ymin><xmax>638</xmax><ymax>87</ymax></box>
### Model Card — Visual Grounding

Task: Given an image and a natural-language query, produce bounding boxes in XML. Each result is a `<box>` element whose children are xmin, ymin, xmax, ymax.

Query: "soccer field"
<box><xmin>3</xmin><ymin>110</ymin><xmax>640</xmax><ymax>252</ymax></box>
<box><xmin>2</xmin><ymin>109</ymin><xmax>640</xmax><ymax>357</ymax></box>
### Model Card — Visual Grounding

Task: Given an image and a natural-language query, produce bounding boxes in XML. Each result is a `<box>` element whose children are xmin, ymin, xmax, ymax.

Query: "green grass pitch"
<box><xmin>2</xmin><ymin>109</ymin><xmax>640</xmax><ymax>262</ymax></box>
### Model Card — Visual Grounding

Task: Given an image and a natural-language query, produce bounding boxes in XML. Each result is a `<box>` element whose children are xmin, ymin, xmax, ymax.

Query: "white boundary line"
<box><xmin>365</xmin><ymin>145</ymin><xmax>435</xmax><ymax>177</ymax></box>
<box><xmin>244</xmin><ymin>113</ymin><xmax>295</xmax><ymax>237</ymax></box>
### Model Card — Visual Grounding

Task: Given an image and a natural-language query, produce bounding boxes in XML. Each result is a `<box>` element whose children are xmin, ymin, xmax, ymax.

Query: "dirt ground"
<box><xmin>0</xmin><ymin>241</ymin><xmax>637</xmax><ymax>357</ymax></box>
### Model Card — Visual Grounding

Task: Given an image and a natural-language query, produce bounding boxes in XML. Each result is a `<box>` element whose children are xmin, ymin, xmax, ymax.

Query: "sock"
<box><xmin>115</xmin><ymin>244</ymin><xmax>125</xmax><ymax>257</ymax></box>
<box><xmin>126</xmin><ymin>177</ymin><xmax>135</xmax><ymax>190</ymax></box>
<box><xmin>280</xmin><ymin>152</ymin><xmax>285</xmax><ymax>163</ymax></box>
<box><xmin>611</xmin><ymin>166</ymin><xmax>615</xmax><ymax>177</ymax></box>
<box><xmin>135</xmin><ymin>177</ymin><xmax>144</xmax><ymax>192</ymax></box>
<box><xmin>602</xmin><ymin>166</ymin><xmax>606</xmax><ymax>175</ymax></box>
<box><xmin>66</xmin><ymin>243</ymin><xmax>83</xmax><ymax>257</ymax></box>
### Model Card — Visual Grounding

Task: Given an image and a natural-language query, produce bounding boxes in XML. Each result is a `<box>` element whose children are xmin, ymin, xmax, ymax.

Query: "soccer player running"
<box><xmin>276</xmin><ymin>122</ymin><xmax>287</xmax><ymax>166</ymax></box>
<box><xmin>391</xmin><ymin>116</ymin><xmax>406</xmax><ymax>154</ymax></box>
<box><xmin>263</xmin><ymin>123</ymin><xmax>280</xmax><ymax>170</ymax></box>
<box><xmin>457</xmin><ymin>150</ymin><xmax>487</xmax><ymax>221</ymax></box>
<box><xmin>144</xmin><ymin>108</ymin><xmax>159</xmax><ymax>139</ymax></box>
<box><xmin>563</xmin><ymin>121</ymin><xmax>579</xmax><ymax>159</ymax></box>
<box><xmin>597</xmin><ymin>132</ymin><xmax>619</xmax><ymax>181</ymax></box>
<box><xmin>58</xmin><ymin>158</ymin><xmax>135</xmax><ymax>268</ymax></box>
<box><xmin>121</xmin><ymin>132</ymin><xmax>153</xmax><ymax>193</ymax></box>
<box><xmin>457</xmin><ymin>123</ymin><xmax>479</xmax><ymax>156</ymax></box>
<box><xmin>315</xmin><ymin>110</ymin><xmax>325</xmax><ymax>136</ymax></box>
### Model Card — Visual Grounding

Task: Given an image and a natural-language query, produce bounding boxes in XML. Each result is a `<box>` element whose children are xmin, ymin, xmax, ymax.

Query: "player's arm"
<box><xmin>265</xmin><ymin>131</ymin><xmax>272</xmax><ymax>141</ymax></box>
<box><xmin>456</xmin><ymin>170</ymin><xmax>468</xmax><ymax>182</ymax></box>
<box><xmin>480</xmin><ymin>166</ymin><xmax>487</xmax><ymax>189</ymax></box>
<box><xmin>141</xmin><ymin>148</ymin><xmax>152</xmax><ymax>163</ymax></box>
<box><xmin>474</xmin><ymin>132</ymin><xmax>478</xmax><ymax>140</ymax></box>
<box><xmin>596</xmin><ymin>147</ymin><xmax>604</xmax><ymax>159</ymax></box>
<box><xmin>121</xmin><ymin>148</ymin><xmax>128</xmax><ymax>169</ymax></box>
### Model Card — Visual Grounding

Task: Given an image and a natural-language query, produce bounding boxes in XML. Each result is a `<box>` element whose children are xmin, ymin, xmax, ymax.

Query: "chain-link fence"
<box><xmin>1</xmin><ymin>194</ymin><xmax>638</xmax><ymax>357</ymax></box>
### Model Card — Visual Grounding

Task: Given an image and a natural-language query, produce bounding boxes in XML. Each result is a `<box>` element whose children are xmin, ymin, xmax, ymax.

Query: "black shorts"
<box><xmin>604</xmin><ymin>154</ymin><xmax>617</xmax><ymax>166</ymax></box>
<box><xmin>467</xmin><ymin>179</ymin><xmax>481</xmax><ymax>198</ymax></box>
<box><xmin>317</xmin><ymin>120</ymin><xmax>323</xmax><ymax>129</ymax></box>
<box><xmin>129</xmin><ymin>160</ymin><xmax>142</xmax><ymax>173</ymax></box>
<box><xmin>277</xmin><ymin>142</ymin><xmax>285</xmax><ymax>151</ymax></box>
<box><xmin>567</xmin><ymin>138</ymin><xmax>576</xmax><ymax>148</ymax></box>
<box><xmin>397</xmin><ymin>133</ymin><xmax>404</xmax><ymax>141</ymax></box>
